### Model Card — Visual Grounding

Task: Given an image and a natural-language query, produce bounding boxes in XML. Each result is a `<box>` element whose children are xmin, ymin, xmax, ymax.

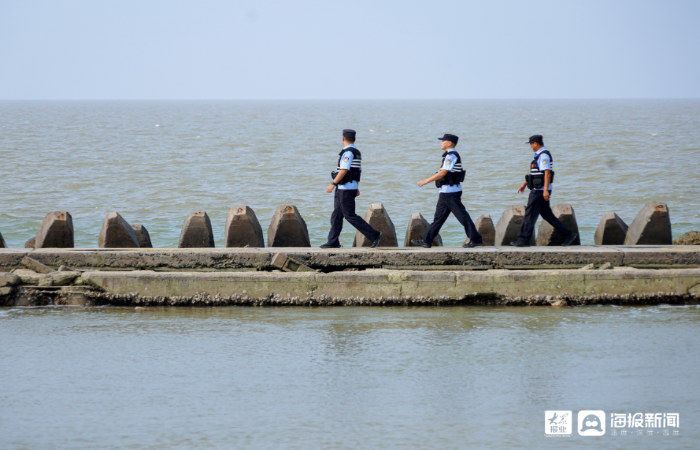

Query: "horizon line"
<box><xmin>1</xmin><ymin>97</ymin><xmax>699</xmax><ymax>102</ymax></box>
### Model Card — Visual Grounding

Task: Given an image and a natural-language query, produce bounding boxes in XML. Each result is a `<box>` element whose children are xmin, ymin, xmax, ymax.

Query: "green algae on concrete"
<box><xmin>71</xmin><ymin>267</ymin><xmax>700</xmax><ymax>304</ymax></box>
<box><xmin>2</xmin><ymin>266</ymin><xmax>697</xmax><ymax>307</ymax></box>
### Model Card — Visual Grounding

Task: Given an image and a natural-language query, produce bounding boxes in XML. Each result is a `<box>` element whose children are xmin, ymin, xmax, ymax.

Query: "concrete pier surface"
<box><xmin>0</xmin><ymin>245</ymin><xmax>697</xmax><ymax>271</ymax></box>
<box><xmin>1</xmin><ymin>246</ymin><xmax>697</xmax><ymax>307</ymax></box>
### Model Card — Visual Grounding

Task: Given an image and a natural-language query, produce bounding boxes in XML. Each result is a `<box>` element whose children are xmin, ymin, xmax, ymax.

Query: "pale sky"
<box><xmin>1</xmin><ymin>0</ymin><xmax>698</xmax><ymax>99</ymax></box>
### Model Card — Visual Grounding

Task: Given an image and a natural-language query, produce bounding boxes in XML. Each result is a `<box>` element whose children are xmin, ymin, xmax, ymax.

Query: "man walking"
<box><xmin>511</xmin><ymin>134</ymin><xmax>578</xmax><ymax>246</ymax></box>
<box><xmin>412</xmin><ymin>133</ymin><xmax>483</xmax><ymax>248</ymax></box>
<box><xmin>320</xmin><ymin>129</ymin><xmax>382</xmax><ymax>248</ymax></box>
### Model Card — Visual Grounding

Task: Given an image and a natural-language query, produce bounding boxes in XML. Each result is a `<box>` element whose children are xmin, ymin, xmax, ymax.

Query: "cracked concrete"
<box><xmin>0</xmin><ymin>246</ymin><xmax>697</xmax><ymax>272</ymax></box>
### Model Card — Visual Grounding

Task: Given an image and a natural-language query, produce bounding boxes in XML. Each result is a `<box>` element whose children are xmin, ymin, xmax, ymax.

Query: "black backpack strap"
<box><xmin>534</xmin><ymin>150</ymin><xmax>552</xmax><ymax>163</ymax></box>
<box><xmin>340</xmin><ymin>147</ymin><xmax>360</xmax><ymax>158</ymax></box>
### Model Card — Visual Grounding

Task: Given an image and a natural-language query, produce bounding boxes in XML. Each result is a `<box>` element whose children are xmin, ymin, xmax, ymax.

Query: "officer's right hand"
<box><xmin>517</xmin><ymin>185</ymin><xmax>526</xmax><ymax>194</ymax></box>
<box><xmin>326</xmin><ymin>184</ymin><xmax>335</xmax><ymax>193</ymax></box>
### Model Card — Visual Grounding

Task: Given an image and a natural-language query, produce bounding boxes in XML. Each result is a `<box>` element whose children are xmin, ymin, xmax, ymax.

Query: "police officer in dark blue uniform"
<box><xmin>320</xmin><ymin>129</ymin><xmax>382</xmax><ymax>248</ymax></box>
<box><xmin>511</xmin><ymin>134</ymin><xmax>578</xmax><ymax>246</ymax></box>
<box><xmin>411</xmin><ymin>133</ymin><xmax>483</xmax><ymax>248</ymax></box>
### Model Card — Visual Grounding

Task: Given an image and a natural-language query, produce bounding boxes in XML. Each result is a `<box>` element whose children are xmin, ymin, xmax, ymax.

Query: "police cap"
<box><xmin>527</xmin><ymin>134</ymin><xmax>544</xmax><ymax>145</ymax></box>
<box><xmin>438</xmin><ymin>133</ymin><xmax>458</xmax><ymax>145</ymax></box>
<box><xmin>342</xmin><ymin>129</ymin><xmax>356</xmax><ymax>140</ymax></box>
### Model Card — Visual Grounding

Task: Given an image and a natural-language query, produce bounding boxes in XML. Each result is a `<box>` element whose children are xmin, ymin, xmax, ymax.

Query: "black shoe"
<box><xmin>410</xmin><ymin>239</ymin><xmax>431</xmax><ymax>248</ymax></box>
<box><xmin>510</xmin><ymin>240</ymin><xmax>530</xmax><ymax>247</ymax></box>
<box><xmin>463</xmin><ymin>241</ymin><xmax>482</xmax><ymax>248</ymax></box>
<box><xmin>561</xmin><ymin>232</ymin><xmax>579</xmax><ymax>246</ymax></box>
<box><xmin>370</xmin><ymin>232</ymin><xmax>383</xmax><ymax>248</ymax></box>
<box><xmin>320</xmin><ymin>241</ymin><xmax>341</xmax><ymax>249</ymax></box>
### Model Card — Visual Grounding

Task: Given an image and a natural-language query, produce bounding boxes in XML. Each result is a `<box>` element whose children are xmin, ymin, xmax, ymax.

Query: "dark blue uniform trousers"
<box><xmin>423</xmin><ymin>192</ymin><xmax>482</xmax><ymax>244</ymax></box>
<box><xmin>517</xmin><ymin>189</ymin><xmax>571</xmax><ymax>243</ymax></box>
<box><xmin>327</xmin><ymin>189</ymin><xmax>380</xmax><ymax>244</ymax></box>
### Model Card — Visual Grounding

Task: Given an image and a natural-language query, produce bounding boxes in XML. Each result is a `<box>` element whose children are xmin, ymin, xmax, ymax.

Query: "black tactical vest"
<box><xmin>332</xmin><ymin>147</ymin><xmax>362</xmax><ymax>184</ymax></box>
<box><xmin>435</xmin><ymin>150</ymin><xmax>466</xmax><ymax>188</ymax></box>
<box><xmin>526</xmin><ymin>150</ymin><xmax>555</xmax><ymax>189</ymax></box>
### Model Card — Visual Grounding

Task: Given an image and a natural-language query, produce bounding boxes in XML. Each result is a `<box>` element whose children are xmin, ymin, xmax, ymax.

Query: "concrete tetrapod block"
<box><xmin>404</xmin><ymin>213</ymin><xmax>442</xmax><ymax>247</ymax></box>
<box><xmin>465</xmin><ymin>214</ymin><xmax>496</xmax><ymax>246</ymax></box>
<box><xmin>98</xmin><ymin>212</ymin><xmax>140</xmax><ymax>248</ymax></box>
<box><xmin>225</xmin><ymin>206</ymin><xmax>264</xmax><ymax>247</ymax></box>
<box><xmin>624</xmin><ymin>201</ymin><xmax>672</xmax><ymax>245</ymax></box>
<box><xmin>494</xmin><ymin>206</ymin><xmax>535</xmax><ymax>246</ymax></box>
<box><xmin>267</xmin><ymin>205</ymin><xmax>310</xmax><ymax>247</ymax></box>
<box><xmin>354</xmin><ymin>203</ymin><xmax>398</xmax><ymax>247</ymax></box>
<box><xmin>131</xmin><ymin>225</ymin><xmax>153</xmax><ymax>248</ymax></box>
<box><xmin>594</xmin><ymin>212</ymin><xmax>628</xmax><ymax>245</ymax></box>
<box><xmin>179</xmin><ymin>211</ymin><xmax>215</xmax><ymax>248</ymax></box>
<box><xmin>25</xmin><ymin>237</ymin><xmax>35</xmax><ymax>249</ymax></box>
<box><xmin>35</xmin><ymin>211</ymin><xmax>74</xmax><ymax>248</ymax></box>
<box><xmin>536</xmin><ymin>204</ymin><xmax>581</xmax><ymax>246</ymax></box>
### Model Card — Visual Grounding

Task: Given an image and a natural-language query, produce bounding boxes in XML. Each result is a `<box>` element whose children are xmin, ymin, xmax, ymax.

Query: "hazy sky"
<box><xmin>1</xmin><ymin>0</ymin><xmax>698</xmax><ymax>99</ymax></box>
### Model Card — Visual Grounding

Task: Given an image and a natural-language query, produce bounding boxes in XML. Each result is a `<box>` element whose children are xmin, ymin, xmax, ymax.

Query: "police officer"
<box><xmin>511</xmin><ymin>134</ymin><xmax>578</xmax><ymax>246</ymax></box>
<box><xmin>411</xmin><ymin>133</ymin><xmax>483</xmax><ymax>248</ymax></box>
<box><xmin>320</xmin><ymin>129</ymin><xmax>383</xmax><ymax>248</ymax></box>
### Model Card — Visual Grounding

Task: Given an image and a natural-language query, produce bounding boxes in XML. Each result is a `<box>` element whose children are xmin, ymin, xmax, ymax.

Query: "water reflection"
<box><xmin>0</xmin><ymin>305</ymin><xmax>698</xmax><ymax>447</ymax></box>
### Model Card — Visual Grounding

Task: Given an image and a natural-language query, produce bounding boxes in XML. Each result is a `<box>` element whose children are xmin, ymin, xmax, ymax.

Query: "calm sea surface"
<box><xmin>1</xmin><ymin>101</ymin><xmax>698</xmax><ymax>448</ymax></box>
<box><xmin>0</xmin><ymin>100</ymin><xmax>698</xmax><ymax>247</ymax></box>
<box><xmin>1</xmin><ymin>305</ymin><xmax>698</xmax><ymax>447</ymax></box>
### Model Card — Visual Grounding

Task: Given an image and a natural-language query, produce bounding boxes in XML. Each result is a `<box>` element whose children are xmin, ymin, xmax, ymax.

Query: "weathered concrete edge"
<box><xmin>3</xmin><ymin>267</ymin><xmax>695</xmax><ymax>307</ymax></box>
<box><xmin>78</xmin><ymin>267</ymin><xmax>700</xmax><ymax>299</ymax></box>
<box><xmin>0</xmin><ymin>246</ymin><xmax>697</xmax><ymax>271</ymax></box>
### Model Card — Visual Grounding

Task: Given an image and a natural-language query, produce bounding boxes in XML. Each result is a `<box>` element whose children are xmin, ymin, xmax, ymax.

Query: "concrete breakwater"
<box><xmin>1</xmin><ymin>200</ymin><xmax>694</xmax><ymax>250</ymax></box>
<box><xmin>2</xmin><ymin>200</ymin><xmax>697</xmax><ymax>307</ymax></box>
<box><xmin>0</xmin><ymin>247</ymin><xmax>698</xmax><ymax>307</ymax></box>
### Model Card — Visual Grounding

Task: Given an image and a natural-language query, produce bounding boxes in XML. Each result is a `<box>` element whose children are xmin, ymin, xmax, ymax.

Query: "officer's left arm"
<box><xmin>326</xmin><ymin>169</ymin><xmax>348</xmax><ymax>192</ymax></box>
<box><xmin>540</xmin><ymin>154</ymin><xmax>552</xmax><ymax>200</ymax></box>
<box><xmin>326</xmin><ymin>151</ymin><xmax>353</xmax><ymax>192</ymax></box>
<box><xmin>418</xmin><ymin>154</ymin><xmax>453</xmax><ymax>187</ymax></box>
<box><xmin>332</xmin><ymin>169</ymin><xmax>348</xmax><ymax>184</ymax></box>
<box><xmin>418</xmin><ymin>170</ymin><xmax>448</xmax><ymax>187</ymax></box>
<box><xmin>542</xmin><ymin>170</ymin><xmax>551</xmax><ymax>200</ymax></box>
